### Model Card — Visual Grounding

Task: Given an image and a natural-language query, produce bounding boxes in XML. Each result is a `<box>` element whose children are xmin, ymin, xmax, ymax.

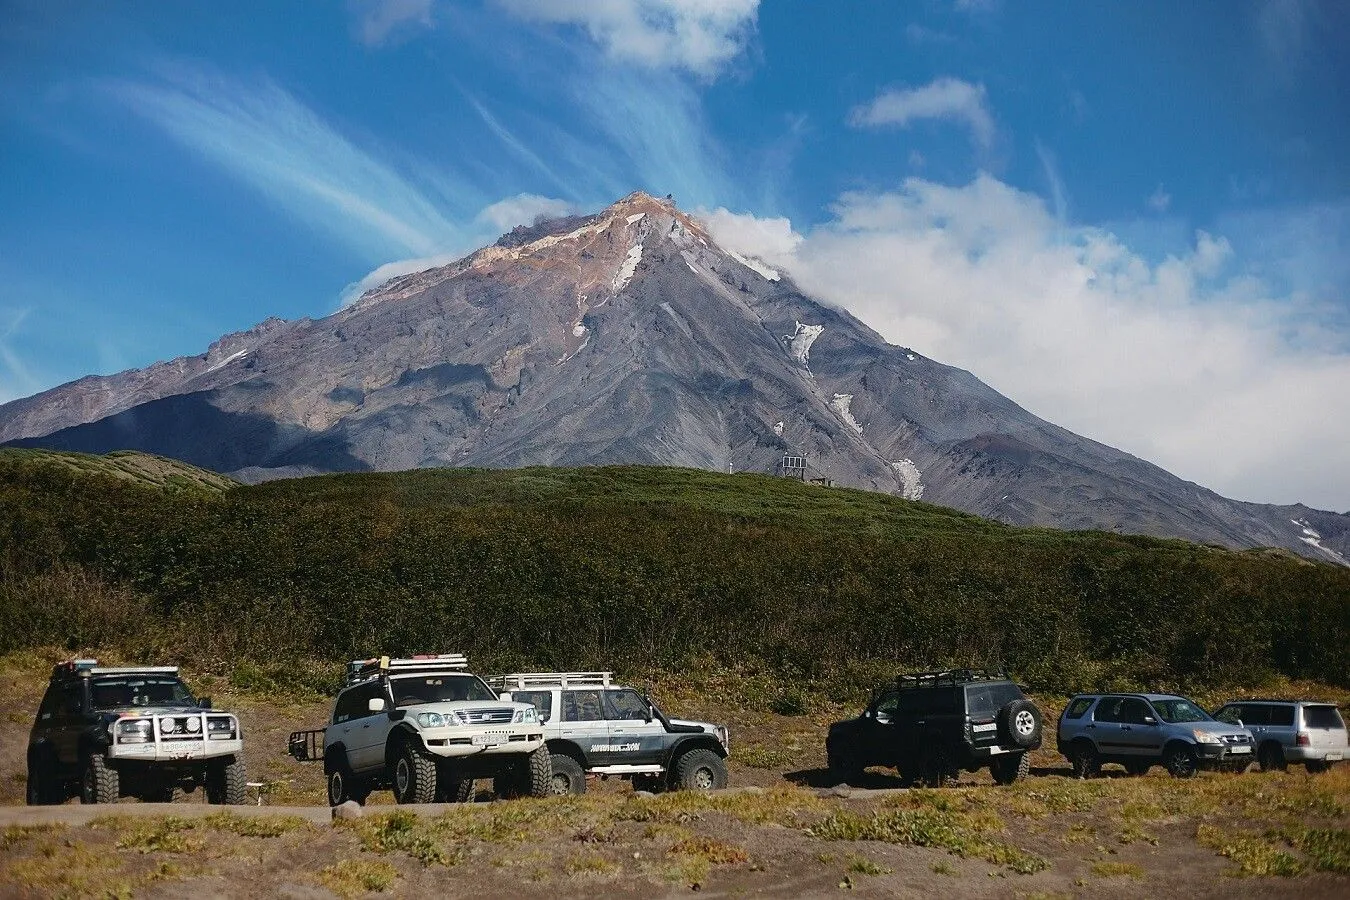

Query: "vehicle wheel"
<box><xmin>1257</xmin><ymin>742</ymin><xmax>1287</xmax><ymax>773</ymax></box>
<box><xmin>1123</xmin><ymin>760</ymin><xmax>1151</xmax><ymax>777</ymax></box>
<box><xmin>674</xmin><ymin>749</ymin><xmax>728</xmax><ymax>792</ymax></box>
<box><xmin>915</xmin><ymin>744</ymin><xmax>958</xmax><ymax>788</ymax></box>
<box><xmin>206</xmin><ymin>757</ymin><xmax>248</xmax><ymax>805</ymax></box>
<box><xmin>990</xmin><ymin>752</ymin><xmax>1030</xmax><ymax>785</ymax></box>
<box><xmin>392</xmin><ymin>742</ymin><xmax>437</xmax><ymax>804</ymax></box>
<box><xmin>326</xmin><ymin>754</ymin><xmax>368</xmax><ymax>806</ymax></box>
<box><xmin>80</xmin><ymin>754</ymin><xmax>119</xmax><ymax>804</ymax></box>
<box><xmin>548</xmin><ymin>753</ymin><xmax>586</xmax><ymax>796</ymax></box>
<box><xmin>997</xmin><ymin>700</ymin><xmax>1043</xmax><ymax>749</ymax></box>
<box><xmin>26</xmin><ymin>753</ymin><xmax>60</xmax><ymax>806</ymax></box>
<box><xmin>434</xmin><ymin>767</ymin><xmax>474</xmax><ymax>803</ymax></box>
<box><xmin>1305</xmin><ymin>760</ymin><xmax>1331</xmax><ymax>774</ymax></box>
<box><xmin>1164</xmin><ymin>744</ymin><xmax>1198</xmax><ymax>779</ymax></box>
<box><xmin>1069</xmin><ymin>741</ymin><xmax>1101</xmax><ymax>779</ymax></box>
<box><xmin>827</xmin><ymin>748</ymin><xmax>865</xmax><ymax>785</ymax></box>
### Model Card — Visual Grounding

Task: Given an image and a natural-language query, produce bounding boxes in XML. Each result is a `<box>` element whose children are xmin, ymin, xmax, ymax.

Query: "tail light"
<box><xmin>1297</xmin><ymin>732</ymin><xmax>1311</xmax><ymax>747</ymax></box>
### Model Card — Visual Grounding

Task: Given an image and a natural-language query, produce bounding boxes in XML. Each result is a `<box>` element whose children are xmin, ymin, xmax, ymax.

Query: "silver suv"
<box><xmin>1212</xmin><ymin>700</ymin><xmax>1347</xmax><ymax>773</ymax></box>
<box><xmin>1057</xmin><ymin>693</ymin><xmax>1254</xmax><ymax>778</ymax></box>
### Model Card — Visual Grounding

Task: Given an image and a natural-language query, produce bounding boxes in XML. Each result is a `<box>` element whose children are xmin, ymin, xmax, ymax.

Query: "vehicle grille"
<box><xmin>1221</xmin><ymin>733</ymin><xmax>1252</xmax><ymax>746</ymax></box>
<box><xmin>460</xmin><ymin>707</ymin><xmax>515</xmax><ymax>725</ymax></box>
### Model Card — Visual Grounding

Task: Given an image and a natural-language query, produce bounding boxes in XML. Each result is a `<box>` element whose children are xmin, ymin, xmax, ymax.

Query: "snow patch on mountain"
<box><xmin>893</xmin><ymin>459</ymin><xmax>925</xmax><ymax>501</ymax></box>
<box><xmin>206</xmin><ymin>349</ymin><xmax>249</xmax><ymax>373</ymax></box>
<box><xmin>613</xmin><ymin>243</ymin><xmax>643</xmax><ymax>291</ymax></box>
<box><xmin>626</xmin><ymin>213</ymin><xmax>646</xmax><ymax>224</ymax></box>
<box><xmin>659</xmin><ymin>302</ymin><xmax>693</xmax><ymax>338</ymax></box>
<box><xmin>831</xmin><ymin>393</ymin><xmax>862</xmax><ymax>433</ymax></box>
<box><xmin>785</xmin><ymin>321</ymin><xmax>824</xmax><ymax>366</ymax></box>
<box><xmin>726</xmin><ymin>249</ymin><xmax>780</xmax><ymax>281</ymax></box>
<box><xmin>773</xmin><ymin>421</ymin><xmax>784</xmax><ymax>437</ymax></box>
<box><xmin>1292</xmin><ymin>518</ymin><xmax>1350</xmax><ymax>566</ymax></box>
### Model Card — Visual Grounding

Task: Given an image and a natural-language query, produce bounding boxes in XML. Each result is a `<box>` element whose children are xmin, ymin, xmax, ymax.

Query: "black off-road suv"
<box><xmin>826</xmin><ymin>668</ymin><xmax>1043</xmax><ymax>787</ymax></box>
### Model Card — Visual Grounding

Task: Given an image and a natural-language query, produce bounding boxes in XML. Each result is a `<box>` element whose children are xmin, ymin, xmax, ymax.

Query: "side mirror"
<box><xmin>498</xmin><ymin>692</ymin><xmax>512</xmax><ymax>702</ymax></box>
<box><xmin>368</xmin><ymin>697</ymin><xmax>387</xmax><ymax>713</ymax></box>
<box><xmin>644</xmin><ymin>704</ymin><xmax>654</xmax><ymax>723</ymax></box>
<box><xmin>539</xmin><ymin>713</ymin><xmax>550</xmax><ymax>724</ymax></box>
<box><xmin>199</xmin><ymin>697</ymin><xmax>213</xmax><ymax>710</ymax></box>
<box><xmin>1142</xmin><ymin>716</ymin><xmax>1157</xmax><ymax>726</ymax></box>
<box><xmin>1235</xmin><ymin>719</ymin><xmax>1244</xmax><ymax>729</ymax></box>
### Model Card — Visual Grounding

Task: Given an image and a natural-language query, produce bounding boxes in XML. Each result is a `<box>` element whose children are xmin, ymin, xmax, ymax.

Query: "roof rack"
<box><xmin>485</xmin><ymin>672</ymin><xmax>614</xmax><ymax>691</ymax></box>
<box><xmin>52</xmin><ymin>660</ymin><xmax>180</xmax><ymax>678</ymax></box>
<box><xmin>896</xmin><ymin>668</ymin><xmax>1008</xmax><ymax>690</ymax></box>
<box><xmin>345</xmin><ymin>654</ymin><xmax>469</xmax><ymax>687</ymax></box>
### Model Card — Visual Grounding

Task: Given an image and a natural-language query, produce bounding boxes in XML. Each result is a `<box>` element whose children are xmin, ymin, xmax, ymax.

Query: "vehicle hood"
<box><xmin>1184</xmin><ymin>721</ymin><xmax>1251</xmax><ymax>738</ymax></box>
<box><xmin>668</xmin><ymin>718</ymin><xmax>721</xmax><ymax>734</ymax></box>
<box><xmin>99</xmin><ymin>706</ymin><xmax>222</xmax><ymax>718</ymax></box>
<box><xmin>399</xmin><ymin>700</ymin><xmax>533</xmax><ymax>716</ymax></box>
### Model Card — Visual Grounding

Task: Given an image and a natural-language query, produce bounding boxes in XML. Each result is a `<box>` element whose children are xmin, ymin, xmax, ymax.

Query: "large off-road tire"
<box><xmin>1123</xmin><ymin>760</ymin><xmax>1151</xmax><ymax>777</ymax></box>
<box><xmin>1305</xmin><ymin>760</ymin><xmax>1332</xmax><ymax>774</ymax></box>
<box><xmin>143</xmin><ymin>782</ymin><xmax>184</xmax><ymax>804</ymax></box>
<box><xmin>990</xmin><ymin>751</ymin><xmax>1030</xmax><ymax>785</ymax></box>
<box><xmin>434</xmin><ymin>765</ymin><xmax>474</xmax><ymax>803</ymax></box>
<box><xmin>674</xmin><ymin>749</ymin><xmax>728</xmax><ymax>792</ymax></box>
<box><xmin>827</xmin><ymin>747</ymin><xmax>865</xmax><ymax>785</ymax></box>
<box><xmin>547</xmin><ymin>753</ymin><xmax>586</xmax><ymax>796</ymax></box>
<box><xmin>206</xmin><ymin>756</ymin><xmax>248</xmax><ymax>805</ymax></box>
<box><xmin>1163</xmin><ymin>743</ymin><xmax>1199</xmax><ymax>779</ymax></box>
<box><xmin>492</xmin><ymin>746</ymin><xmax>553</xmax><ymax>799</ymax></box>
<box><xmin>915</xmin><ymin>743</ymin><xmax>959</xmax><ymax>788</ymax></box>
<box><xmin>1258</xmin><ymin>742</ymin><xmax>1287</xmax><ymax>773</ymax></box>
<box><xmin>326</xmin><ymin>753</ymin><xmax>369</xmax><ymax>806</ymax></box>
<box><xmin>392</xmin><ymin>741</ymin><xmax>438</xmax><ymax>804</ymax></box>
<box><xmin>1068</xmin><ymin>741</ymin><xmax>1101</xmax><ymax>779</ymax></box>
<box><xmin>80</xmin><ymin>754</ymin><xmax>119</xmax><ymax>804</ymax></box>
<box><xmin>26</xmin><ymin>753</ymin><xmax>61</xmax><ymax>806</ymax></box>
<box><xmin>997</xmin><ymin>700</ymin><xmax>1043</xmax><ymax>749</ymax></box>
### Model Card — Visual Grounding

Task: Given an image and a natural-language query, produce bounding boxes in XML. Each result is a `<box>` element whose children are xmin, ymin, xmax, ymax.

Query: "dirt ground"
<box><xmin>3</xmin><ymin>651</ymin><xmax>1348</xmax><ymax>898</ymax></box>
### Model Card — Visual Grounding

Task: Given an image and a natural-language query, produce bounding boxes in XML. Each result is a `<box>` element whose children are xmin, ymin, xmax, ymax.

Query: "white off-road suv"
<box><xmin>289</xmin><ymin>655</ymin><xmax>549</xmax><ymax>805</ymax></box>
<box><xmin>485</xmin><ymin>672</ymin><xmax>730</xmax><ymax>795</ymax></box>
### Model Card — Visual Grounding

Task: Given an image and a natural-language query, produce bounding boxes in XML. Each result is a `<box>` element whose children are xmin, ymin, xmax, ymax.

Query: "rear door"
<box><xmin>1301</xmin><ymin>705</ymin><xmax>1348</xmax><ymax>759</ymax></box>
<box><xmin>560</xmin><ymin>689</ymin><xmax>608</xmax><ymax>760</ymax></box>
<box><xmin>1089</xmin><ymin>696</ymin><xmax>1128</xmax><ymax>755</ymax></box>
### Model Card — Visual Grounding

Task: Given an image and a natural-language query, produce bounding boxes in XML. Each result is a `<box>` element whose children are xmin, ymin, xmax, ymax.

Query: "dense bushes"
<box><xmin>1</xmin><ymin>455</ymin><xmax>1347</xmax><ymax>696</ymax></box>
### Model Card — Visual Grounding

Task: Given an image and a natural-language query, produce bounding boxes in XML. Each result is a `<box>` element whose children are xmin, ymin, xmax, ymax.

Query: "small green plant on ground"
<box><xmin>1090</xmin><ymin>861</ymin><xmax>1145</xmax><ymax>879</ymax></box>
<box><xmin>336</xmin><ymin>809</ymin><xmax>458</xmax><ymax>867</ymax></box>
<box><xmin>735</xmin><ymin>745</ymin><xmax>795</xmax><ymax>769</ymax></box>
<box><xmin>846</xmin><ymin>854</ymin><xmax>892</xmax><ymax>875</ymax></box>
<box><xmin>319</xmin><ymin>859</ymin><xmax>400</xmax><ymax>897</ymax></box>
<box><xmin>1197</xmin><ymin>824</ymin><xmax>1306</xmax><ymax>877</ymax></box>
<box><xmin>811</xmin><ymin>807</ymin><xmax>1049</xmax><ymax>875</ymax></box>
<box><xmin>564</xmin><ymin>850</ymin><xmax>620</xmax><ymax>877</ymax></box>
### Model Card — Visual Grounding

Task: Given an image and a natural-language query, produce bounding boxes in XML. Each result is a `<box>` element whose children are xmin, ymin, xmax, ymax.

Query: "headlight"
<box><xmin>207</xmin><ymin>716</ymin><xmax>237</xmax><ymax>739</ymax></box>
<box><xmin>160</xmin><ymin>716</ymin><xmax>178</xmax><ymax>734</ymax></box>
<box><xmin>416</xmin><ymin>712</ymin><xmax>446</xmax><ymax>728</ymax></box>
<box><xmin>117</xmin><ymin>719</ymin><xmax>153</xmax><ymax>743</ymax></box>
<box><xmin>185</xmin><ymin>716</ymin><xmax>201</xmax><ymax>733</ymax></box>
<box><xmin>1193</xmin><ymin>730</ymin><xmax>1221</xmax><ymax>744</ymax></box>
<box><xmin>514</xmin><ymin>707</ymin><xmax>538</xmax><ymax>724</ymax></box>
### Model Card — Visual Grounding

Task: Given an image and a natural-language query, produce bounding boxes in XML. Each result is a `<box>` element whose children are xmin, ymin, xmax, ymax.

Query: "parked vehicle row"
<box><xmin>827</xmin><ymin>668</ymin><xmax>1348</xmax><ymax>785</ymax></box>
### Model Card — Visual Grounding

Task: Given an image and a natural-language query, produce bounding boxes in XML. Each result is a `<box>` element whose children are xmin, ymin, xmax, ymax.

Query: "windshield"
<box><xmin>390</xmin><ymin>675</ymin><xmax>496</xmax><ymax>706</ymax></box>
<box><xmin>91</xmin><ymin>676</ymin><xmax>196</xmax><ymax>709</ymax></box>
<box><xmin>1151</xmin><ymin>698</ymin><xmax>1211</xmax><ymax>723</ymax></box>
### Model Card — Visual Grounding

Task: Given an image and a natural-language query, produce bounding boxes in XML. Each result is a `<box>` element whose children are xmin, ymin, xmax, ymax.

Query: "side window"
<box><xmin>61</xmin><ymin>683</ymin><xmax>84</xmax><ymax>716</ymax></box>
<box><xmin>1093</xmin><ymin>697</ymin><xmax>1124</xmax><ymax>723</ymax></box>
<box><xmin>334</xmin><ymin>688</ymin><xmax>357</xmax><ymax>724</ymax></box>
<box><xmin>513</xmin><ymin>691</ymin><xmax>554</xmax><ymax>721</ymax></box>
<box><xmin>38</xmin><ymin>686</ymin><xmax>62</xmax><ymax>721</ymax></box>
<box><xmin>874</xmin><ymin>690</ymin><xmax>899</xmax><ymax>723</ymax></box>
<box><xmin>605</xmin><ymin>690</ymin><xmax>648</xmax><ymax>721</ymax></box>
<box><xmin>1214</xmin><ymin>705</ymin><xmax>1245</xmax><ymax>725</ymax></box>
<box><xmin>895</xmin><ymin>691</ymin><xmax>924</xmax><ymax>716</ymax></box>
<box><xmin>563</xmin><ymin>690</ymin><xmax>604</xmax><ymax>722</ymax></box>
<box><xmin>1120</xmin><ymin>699</ymin><xmax>1153</xmax><ymax>724</ymax></box>
<box><xmin>334</xmin><ymin>683</ymin><xmax>381</xmax><ymax>724</ymax></box>
<box><xmin>1268</xmin><ymin>705</ymin><xmax>1296</xmax><ymax>727</ymax></box>
<box><xmin>1240</xmin><ymin>705</ymin><xmax>1268</xmax><ymax>726</ymax></box>
<box><xmin>1064</xmin><ymin>698</ymin><xmax>1094</xmax><ymax>720</ymax></box>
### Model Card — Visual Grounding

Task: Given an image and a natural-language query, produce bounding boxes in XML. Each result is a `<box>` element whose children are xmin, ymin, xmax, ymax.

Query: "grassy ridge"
<box><xmin>1</xmin><ymin>453</ymin><xmax>1347</xmax><ymax>697</ymax></box>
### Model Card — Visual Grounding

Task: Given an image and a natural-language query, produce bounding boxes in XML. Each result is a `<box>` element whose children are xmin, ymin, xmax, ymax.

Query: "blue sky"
<box><xmin>2</xmin><ymin>0</ymin><xmax>1348</xmax><ymax>509</ymax></box>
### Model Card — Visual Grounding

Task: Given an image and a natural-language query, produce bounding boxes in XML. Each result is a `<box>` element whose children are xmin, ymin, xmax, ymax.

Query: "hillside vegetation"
<box><xmin>1</xmin><ymin>452</ymin><xmax>1347</xmax><ymax>699</ymax></box>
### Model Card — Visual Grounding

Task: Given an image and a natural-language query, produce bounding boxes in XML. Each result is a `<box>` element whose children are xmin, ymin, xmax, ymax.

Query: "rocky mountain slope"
<box><xmin>1</xmin><ymin>192</ymin><xmax>1345</xmax><ymax>562</ymax></box>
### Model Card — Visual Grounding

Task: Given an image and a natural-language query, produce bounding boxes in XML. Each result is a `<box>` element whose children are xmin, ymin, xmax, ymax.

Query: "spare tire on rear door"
<box><xmin>996</xmin><ymin>699</ymin><xmax>1043</xmax><ymax>749</ymax></box>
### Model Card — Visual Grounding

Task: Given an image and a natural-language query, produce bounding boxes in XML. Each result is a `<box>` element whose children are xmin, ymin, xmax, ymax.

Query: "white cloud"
<box><xmin>701</xmin><ymin>176</ymin><xmax>1350</xmax><ymax>511</ymax></box>
<box><xmin>0</xmin><ymin>307</ymin><xmax>38</xmax><ymax>405</ymax></box>
<box><xmin>495</xmin><ymin>0</ymin><xmax>759</xmax><ymax>79</ymax></box>
<box><xmin>338</xmin><ymin>251</ymin><xmax>468</xmax><ymax>306</ymax></box>
<box><xmin>477</xmin><ymin>193</ymin><xmax>577</xmax><ymax>232</ymax></box>
<box><xmin>1147</xmin><ymin>183</ymin><xmax>1172</xmax><ymax>213</ymax></box>
<box><xmin>849</xmin><ymin>78</ymin><xmax>995</xmax><ymax>148</ymax></box>
<box><xmin>108</xmin><ymin>66</ymin><xmax>461</xmax><ymax>261</ymax></box>
<box><xmin>349</xmin><ymin>0</ymin><xmax>434</xmax><ymax>47</ymax></box>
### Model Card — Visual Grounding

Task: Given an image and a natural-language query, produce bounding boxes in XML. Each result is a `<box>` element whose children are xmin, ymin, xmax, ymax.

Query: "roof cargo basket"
<box><xmin>896</xmin><ymin>668</ymin><xmax>1008</xmax><ymax>690</ymax></box>
<box><xmin>346</xmin><ymin>654</ymin><xmax>469</xmax><ymax>686</ymax></box>
<box><xmin>485</xmin><ymin>672</ymin><xmax>613</xmax><ymax>691</ymax></box>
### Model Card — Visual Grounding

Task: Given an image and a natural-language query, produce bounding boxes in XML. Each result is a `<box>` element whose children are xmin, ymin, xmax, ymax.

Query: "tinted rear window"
<box><xmin>1268</xmin><ymin>705</ymin><xmax>1296</xmax><ymax>727</ymax></box>
<box><xmin>965</xmin><ymin>682</ymin><xmax>1025</xmax><ymax>717</ymax></box>
<box><xmin>1303</xmin><ymin>706</ymin><xmax>1345</xmax><ymax>730</ymax></box>
<box><xmin>1064</xmin><ymin>697</ymin><xmax>1094</xmax><ymax>720</ymax></box>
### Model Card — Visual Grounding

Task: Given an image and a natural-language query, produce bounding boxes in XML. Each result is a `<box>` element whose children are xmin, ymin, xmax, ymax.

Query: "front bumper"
<box><xmin>1195</xmin><ymin>743</ymin><xmax>1254</xmax><ymax>766</ymax></box>
<box><xmin>109</xmin><ymin>737</ymin><xmax>243</xmax><ymax>762</ymax></box>
<box><xmin>419</xmin><ymin>725</ymin><xmax>544</xmax><ymax>758</ymax></box>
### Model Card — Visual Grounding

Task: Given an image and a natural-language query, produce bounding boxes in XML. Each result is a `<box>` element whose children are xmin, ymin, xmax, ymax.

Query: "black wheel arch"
<box><xmin>664</xmin><ymin>734</ymin><xmax>726</xmax><ymax>769</ymax></box>
<box><xmin>545</xmin><ymin>739</ymin><xmax>588</xmax><ymax>767</ymax></box>
<box><xmin>384</xmin><ymin>724</ymin><xmax>422</xmax><ymax>765</ymax></box>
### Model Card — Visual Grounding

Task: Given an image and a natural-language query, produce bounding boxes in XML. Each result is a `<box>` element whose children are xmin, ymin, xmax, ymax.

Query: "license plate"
<box><xmin>1228</xmin><ymin>745</ymin><xmax>1250</xmax><ymax>754</ymax></box>
<box><xmin>1327</xmin><ymin>753</ymin><xmax>1343</xmax><ymax>761</ymax></box>
<box><xmin>972</xmin><ymin>723</ymin><xmax>997</xmax><ymax>733</ymax></box>
<box><xmin>471</xmin><ymin>734</ymin><xmax>503</xmax><ymax>747</ymax></box>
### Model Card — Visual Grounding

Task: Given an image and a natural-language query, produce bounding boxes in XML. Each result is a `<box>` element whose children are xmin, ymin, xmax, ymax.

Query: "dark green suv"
<box><xmin>826</xmin><ymin>669</ymin><xmax>1043</xmax><ymax>787</ymax></box>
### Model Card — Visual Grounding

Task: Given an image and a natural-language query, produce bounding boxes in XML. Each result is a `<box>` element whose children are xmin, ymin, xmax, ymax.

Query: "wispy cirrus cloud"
<box><xmin>349</xmin><ymin>0</ymin><xmax>435</xmax><ymax>47</ymax></box>
<box><xmin>849</xmin><ymin>77</ymin><xmax>995</xmax><ymax>149</ymax></box>
<box><xmin>494</xmin><ymin>0</ymin><xmax>759</xmax><ymax>79</ymax></box>
<box><xmin>107</xmin><ymin>66</ymin><xmax>461</xmax><ymax>261</ymax></box>
<box><xmin>0</xmin><ymin>307</ymin><xmax>39</xmax><ymax>405</ymax></box>
<box><xmin>477</xmin><ymin>193</ymin><xmax>577</xmax><ymax>231</ymax></box>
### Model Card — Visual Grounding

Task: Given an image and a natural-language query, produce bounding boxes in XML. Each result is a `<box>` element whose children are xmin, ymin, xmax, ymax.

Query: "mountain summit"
<box><xmin>2</xmin><ymin>191</ymin><xmax>1346</xmax><ymax>562</ymax></box>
